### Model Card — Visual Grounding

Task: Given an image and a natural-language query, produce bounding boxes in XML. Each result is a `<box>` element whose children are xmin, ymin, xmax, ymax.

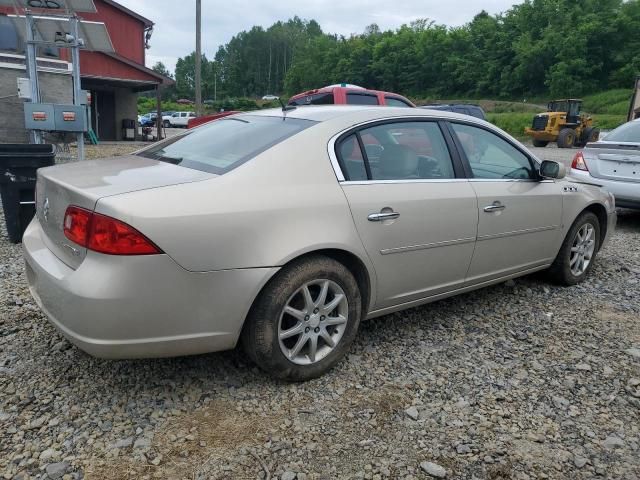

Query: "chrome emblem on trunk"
<box><xmin>42</xmin><ymin>197</ymin><xmax>50</xmax><ymax>222</ymax></box>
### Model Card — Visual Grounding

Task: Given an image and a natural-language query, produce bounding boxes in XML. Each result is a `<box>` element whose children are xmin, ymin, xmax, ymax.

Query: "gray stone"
<box><xmin>420</xmin><ymin>461</ymin><xmax>446</xmax><ymax>478</ymax></box>
<box><xmin>405</xmin><ymin>406</ymin><xmax>419</xmax><ymax>421</ymax></box>
<box><xmin>456</xmin><ymin>444</ymin><xmax>471</xmax><ymax>454</ymax></box>
<box><xmin>114</xmin><ymin>437</ymin><xmax>134</xmax><ymax>449</ymax></box>
<box><xmin>281</xmin><ymin>472</ymin><xmax>297</xmax><ymax>480</ymax></box>
<box><xmin>602</xmin><ymin>435</ymin><xmax>625</xmax><ymax>450</ymax></box>
<box><xmin>134</xmin><ymin>437</ymin><xmax>151</xmax><ymax>449</ymax></box>
<box><xmin>45</xmin><ymin>461</ymin><xmax>70</xmax><ymax>479</ymax></box>
<box><xmin>625</xmin><ymin>348</ymin><xmax>640</xmax><ymax>359</ymax></box>
<box><xmin>574</xmin><ymin>456</ymin><xmax>588</xmax><ymax>468</ymax></box>
<box><xmin>39</xmin><ymin>448</ymin><xmax>59</xmax><ymax>461</ymax></box>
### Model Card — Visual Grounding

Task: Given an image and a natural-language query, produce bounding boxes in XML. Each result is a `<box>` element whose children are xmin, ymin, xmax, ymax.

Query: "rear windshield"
<box><xmin>137</xmin><ymin>115</ymin><xmax>315</xmax><ymax>174</ymax></box>
<box><xmin>603</xmin><ymin>121</ymin><xmax>640</xmax><ymax>143</ymax></box>
<box><xmin>288</xmin><ymin>92</ymin><xmax>334</xmax><ymax>106</ymax></box>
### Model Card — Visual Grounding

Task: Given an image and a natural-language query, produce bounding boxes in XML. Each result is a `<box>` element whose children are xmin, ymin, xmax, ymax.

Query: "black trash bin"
<box><xmin>0</xmin><ymin>144</ymin><xmax>55</xmax><ymax>244</ymax></box>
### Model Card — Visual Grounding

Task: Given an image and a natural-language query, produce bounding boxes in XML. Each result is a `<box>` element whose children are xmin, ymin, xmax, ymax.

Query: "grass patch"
<box><xmin>487</xmin><ymin>113</ymin><xmax>536</xmax><ymax>138</ymax></box>
<box><xmin>583</xmin><ymin>89</ymin><xmax>632</xmax><ymax>116</ymax></box>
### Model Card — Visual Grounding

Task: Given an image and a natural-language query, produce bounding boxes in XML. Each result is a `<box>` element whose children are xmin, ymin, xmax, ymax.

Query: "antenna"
<box><xmin>278</xmin><ymin>98</ymin><xmax>296</xmax><ymax>115</ymax></box>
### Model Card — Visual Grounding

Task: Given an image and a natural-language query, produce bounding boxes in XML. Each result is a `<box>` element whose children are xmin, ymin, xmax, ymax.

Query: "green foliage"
<box><xmin>136</xmin><ymin>96</ymin><xmax>279</xmax><ymax>115</ymax></box>
<box><xmin>487</xmin><ymin>113</ymin><xmax>539</xmax><ymax>138</ymax></box>
<box><xmin>169</xmin><ymin>1</ymin><xmax>640</xmax><ymax>101</ymax></box>
<box><xmin>582</xmin><ymin>89</ymin><xmax>632</xmax><ymax>115</ymax></box>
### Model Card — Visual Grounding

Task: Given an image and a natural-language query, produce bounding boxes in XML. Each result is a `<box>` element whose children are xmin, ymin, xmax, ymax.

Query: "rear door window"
<box><xmin>337</xmin><ymin>121</ymin><xmax>456</xmax><ymax>180</ymax></box>
<box><xmin>346</xmin><ymin>93</ymin><xmax>379</xmax><ymax>105</ymax></box>
<box><xmin>138</xmin><ymin>115</ymin><xmax>315</xmax><ymax>174</ymax></box>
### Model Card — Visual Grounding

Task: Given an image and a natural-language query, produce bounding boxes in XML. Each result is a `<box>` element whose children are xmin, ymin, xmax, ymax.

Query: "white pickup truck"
<box><xmin>164</xmin><ymin>111</ymin><xmax>196</xmax><ymax>128</ymax></box>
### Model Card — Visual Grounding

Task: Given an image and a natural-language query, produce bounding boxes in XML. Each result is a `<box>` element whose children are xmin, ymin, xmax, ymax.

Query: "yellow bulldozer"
<box><xmin>525</xmin><ymin>99</ymin><xmax>599</xmax><ymax>148</ymax></box>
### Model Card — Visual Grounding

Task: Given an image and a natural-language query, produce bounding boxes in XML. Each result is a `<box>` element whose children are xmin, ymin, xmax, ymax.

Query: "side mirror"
<box><xmin>539</xmin><ymin>160</ymin><xmax>566</xmax><ymax>179</ymax></box>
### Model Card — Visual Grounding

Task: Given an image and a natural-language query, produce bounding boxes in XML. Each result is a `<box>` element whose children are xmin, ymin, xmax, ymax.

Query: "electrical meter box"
<box><xmin>53</xmin><ymin>105</ymin><xmax>87</xmax><ymax>132</ymax></box>
<box><xmin>24</xmin><ymin>103</ymin><xmax>55</xmax><ymax>130</ymax></box>
<box><xmin>24</xmin><ymin>103</ymin><xmax>87</xmax><ymax>132</ymax></box>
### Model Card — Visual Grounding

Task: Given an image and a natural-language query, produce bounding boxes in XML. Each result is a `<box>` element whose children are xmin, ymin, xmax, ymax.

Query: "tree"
<box><xmin>173</xmin><ymin>2</ymin><xmax>640</xmax><ymax>101</ymax></box>
<box><xmin>151</xmin><ymin>61</ymin><xmax>173</xmax><ymax>78</ymax></box>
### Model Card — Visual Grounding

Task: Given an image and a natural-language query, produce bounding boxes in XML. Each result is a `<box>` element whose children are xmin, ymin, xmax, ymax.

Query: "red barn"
<box><xmin>0</xmin><ymin>0</ymin><xmax>173</xmax><ymax>141</ymax></box>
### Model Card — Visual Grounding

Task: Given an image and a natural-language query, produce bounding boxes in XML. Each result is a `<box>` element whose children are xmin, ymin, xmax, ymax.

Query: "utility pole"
<box><xmin>70</xmin><ymin>14</ymin><xmax>84</xmax><ymax>161</ymax></box>
<box><xmin>195</xmin><ymin>0</ymin><xmax>202</xmax><ymax>116</ymax></box>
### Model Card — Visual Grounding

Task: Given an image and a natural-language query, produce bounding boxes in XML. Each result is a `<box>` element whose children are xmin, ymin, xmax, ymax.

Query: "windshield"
<box><xmin>137</xmin><ymin>115</ymin><xmax>315</xmax><ymax>174</ymax></box>
<box><xmin>603</xmin><ymin>121</ymin><xmax>640</xmax><ymax>143</ymax></box>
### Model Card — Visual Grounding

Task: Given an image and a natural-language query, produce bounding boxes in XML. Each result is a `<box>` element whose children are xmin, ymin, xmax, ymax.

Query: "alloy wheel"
<box><xmin>570</xmin><ymin>223</ymin><xmax>596</xmax><ymax>276</ymax></box>
<box><xmin>278</xmin><ymin>279</ymin><xmax>349</xmax><ymax>365</ymax></box>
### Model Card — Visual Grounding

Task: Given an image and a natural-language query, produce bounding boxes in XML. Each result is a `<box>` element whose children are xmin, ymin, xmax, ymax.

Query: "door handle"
<box><xmin>484</xmin><ymin>202</ymin><xmax>506</xmax><ymax>213</ymax></box>
<box><xmin>368</xmin><ymin>211</ymin><xmax>400</xmax><ymax>222</ymax></box>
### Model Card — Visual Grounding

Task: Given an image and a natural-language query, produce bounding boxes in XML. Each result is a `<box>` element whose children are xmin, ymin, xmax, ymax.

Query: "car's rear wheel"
<box><xmin>548</xmin><ymin>211</ymin><xmax>600</xmax><ymax>285</ymax></box>
<box><xmin>242</xmin><ymin>256</ymin><xmax>362</xmax><ymax>381</ymax></box>
<box><xmin>532</xmin><ymin>139</ymin><xmax>549</xmax><ymax>148</ymax></box>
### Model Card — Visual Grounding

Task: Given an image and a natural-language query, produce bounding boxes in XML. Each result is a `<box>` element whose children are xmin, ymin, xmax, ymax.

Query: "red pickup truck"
<box><xmin>288</xmin><ymin>84</ymin><xmax>415</xmax><ymax>108</ymax></box>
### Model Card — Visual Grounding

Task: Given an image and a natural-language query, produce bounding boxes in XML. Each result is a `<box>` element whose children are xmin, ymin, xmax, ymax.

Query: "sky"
<box><xmin>115</xmin><ymin>0</ymin><xmax>520</xmax><ymax>74</ymax></box>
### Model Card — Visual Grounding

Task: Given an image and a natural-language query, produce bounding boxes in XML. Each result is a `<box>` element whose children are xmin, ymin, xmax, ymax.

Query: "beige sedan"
<box><xmin>23</xmin><ymin>106</ymin><xmax>616</xmax><ymax>380</ymax></box>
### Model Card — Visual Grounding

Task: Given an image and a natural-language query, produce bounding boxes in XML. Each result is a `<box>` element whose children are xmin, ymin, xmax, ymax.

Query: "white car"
<box><xmin>262</xmin><ymin>95</ymin><xmax>279</xmax><ymax>101</ymax></box>
<box><xmin>166</xmin><ymin>111</ymin><xmax>195</xmax><ymax>128</ymax></box>
<box><xmin>570</xmin><ymin>119</ymin><xmax>640</xmax><ymax>209</ymax></box>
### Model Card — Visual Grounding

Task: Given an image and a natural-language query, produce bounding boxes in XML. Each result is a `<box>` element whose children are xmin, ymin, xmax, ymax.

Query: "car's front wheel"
<box><xmin>242</xmin><ymin>256</ymin><xmax>362</xmax><ymax>381</ymax></box>
<box><xmin>548</xmin><ymin>211</ymin><xmax>600</xmax><ymax>285</ymax></box>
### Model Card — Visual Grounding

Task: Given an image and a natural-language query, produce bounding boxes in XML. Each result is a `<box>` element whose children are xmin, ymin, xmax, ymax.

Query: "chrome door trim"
<box><xmin>476</xmin><ymin>224</ymin><xmax>559</xmax><ymax>241</ymax></box>
<box><xmin>327</xmin><ymin>134</ymin><xmax>346</xmax><ymax>181</ymax></box>
<box><xmin>380</xmin><ymin>237</ymin><xmax>476</xmax><ymax>255</ymax></box>
<box><xmin>342</xmin><ymin>178</ymin><xmax>470</xmax><ymax>186</ymax></box>
<box><xmin>468</xmin><ymin>178</ymin><xmax>555</xmax><ymax>183</ymax></box>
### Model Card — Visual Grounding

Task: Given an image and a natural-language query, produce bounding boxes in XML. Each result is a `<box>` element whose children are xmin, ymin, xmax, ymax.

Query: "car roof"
<box><xmin>241</xmin><ymin>105</ymin><xmax>488</xmax><ymax>124</ymax></box>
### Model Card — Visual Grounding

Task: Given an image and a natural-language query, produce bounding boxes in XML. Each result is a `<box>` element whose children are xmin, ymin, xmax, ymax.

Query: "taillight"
<box><xmin>63</xmin><ymin>206</ymin><xmax>162</xmax><ymax>255</ymax></box>
<box><xmin>571</xmin><ymin>151</ymin><xmax>589</xmax><ymax>171</ymax></box>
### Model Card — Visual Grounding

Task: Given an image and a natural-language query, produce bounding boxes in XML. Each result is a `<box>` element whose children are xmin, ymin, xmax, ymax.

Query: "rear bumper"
<box><xmin>570</xmin><ymin>169</ymin><xmax>640</xmax><ymax>209</ymax></box>
<box><xmin>22</xmin><ymin>217</ymin><xmax>277</xmax><ymax>359</ymax></box>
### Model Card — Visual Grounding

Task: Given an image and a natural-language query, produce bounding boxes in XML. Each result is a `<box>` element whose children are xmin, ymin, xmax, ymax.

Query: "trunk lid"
<box><xmin>35</xmin><ymin>156</ymin><xmax>215</xmax><ymax>269</ymax></box>
<box><xmin>583</xmin><ymin>141</ymin><xmax>640</xmax><ymax>183</ymax></box>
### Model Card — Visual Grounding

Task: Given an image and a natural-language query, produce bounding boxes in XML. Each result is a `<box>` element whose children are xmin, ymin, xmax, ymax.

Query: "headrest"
<box><xmin>378</xmin><ymin>144</ymin><xmax>419</xmax><ymax>178</ymax></box>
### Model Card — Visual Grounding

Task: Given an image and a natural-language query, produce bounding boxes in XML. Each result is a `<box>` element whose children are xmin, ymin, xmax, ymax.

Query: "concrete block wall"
<box><xmin>0</xmin><ymin>67</ymin><xmax>73</xmax><ymax>143</ymax></box>
<box><xmin>114</xmin><ymin>86</ymin><xmax>138</xmax><ymax>141</ymax></box>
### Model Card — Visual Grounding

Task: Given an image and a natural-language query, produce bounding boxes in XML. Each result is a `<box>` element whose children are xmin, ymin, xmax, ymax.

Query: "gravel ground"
<box><xmin>1</xmin><ymin>147</ymin><xmax>639</xmax><ymax>480</ymax></box>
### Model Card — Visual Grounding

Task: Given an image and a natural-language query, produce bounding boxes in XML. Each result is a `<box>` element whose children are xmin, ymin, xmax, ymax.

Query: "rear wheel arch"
<box><xmin>243</xmin><ymin>248</ymin><xmax>373</xmax><ymax>332</ymax></box>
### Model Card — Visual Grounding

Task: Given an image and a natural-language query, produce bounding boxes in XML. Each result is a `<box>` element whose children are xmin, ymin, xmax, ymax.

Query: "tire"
<box><xmin>548</xmin><ymin>211</ymin><xmax>600</xmax><ymax>286</ymax></box>
<box><xmin>163</xmin><ymin>120</ymin><xmax>170</xmax><ymax>128</ymax></box>
<box><xmin>557</xmin><ymin>128</ymin><xmax>576</xmax><ymax>148</ymax></box>
<box><xmin>533</xmin><ymin>139</ymin><xmax>549</xmax><ymax>148</ymax></box>
<box><xmin>582</xmin><ymin>127</ymin><xmax>600</xmax><ymax>144</ymax></box>
<box><xmin>242</xmin><ymin>255</ymin><xmax>362</xmax><ymax>381</ymax></box>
